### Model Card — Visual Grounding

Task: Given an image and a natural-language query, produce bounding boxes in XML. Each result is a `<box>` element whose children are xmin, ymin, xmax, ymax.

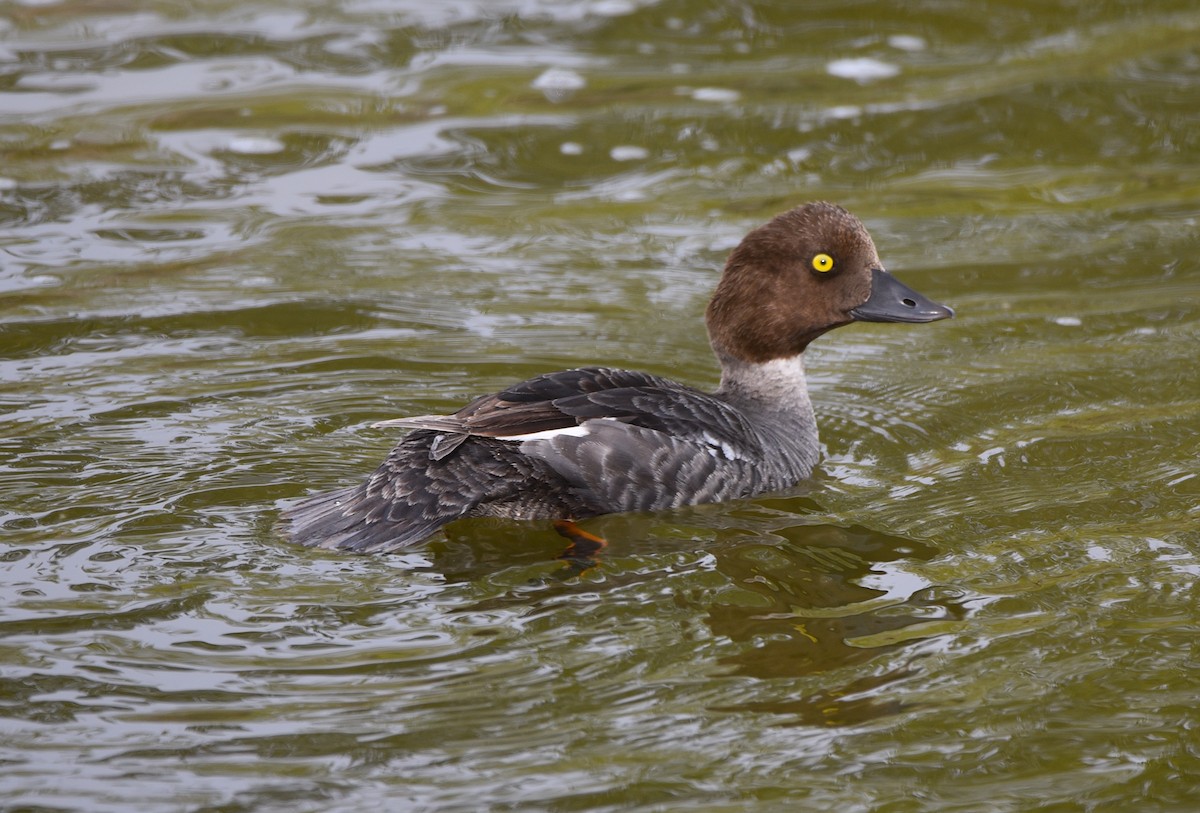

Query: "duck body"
<box><xmin>282</xmin><ymin>202</ymin><xmax>953</xmax><ymax>553</ymax></box>
<box><xmin>284</xmin><ymin>361</ymin><xmax>819</xmax><ymax>553</ymax></box>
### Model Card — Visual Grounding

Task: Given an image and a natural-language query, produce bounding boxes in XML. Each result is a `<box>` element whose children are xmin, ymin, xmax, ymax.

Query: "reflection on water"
<box><xmin>3</xmin><ymin>0</ymin><xmax>1200</xmax><ymax>809</ymax></box>
<box><xmin>429</xmin><ymin>503</ymin><xmax>968</xmax><ymax>727</ymax></box>
<box><xmin>705</xmin><ymin>519</ymin><xmax>966</xmax><ymax>724</ymax></box>
<box><xmin>708</xmin><ymin>524</ymin><xmax>953</xmax><ymax>678</ymax></box>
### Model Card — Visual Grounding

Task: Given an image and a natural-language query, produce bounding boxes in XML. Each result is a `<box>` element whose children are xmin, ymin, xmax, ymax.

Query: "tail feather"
<box><xmin>279</xmin><ymin>430</ymin><xmax>581</xmax><ymax>554</ymax></box>
<box><xmin>280</xmin><ymin>484</ymin><xmax>454</xmax><ymax>554</ymax></box>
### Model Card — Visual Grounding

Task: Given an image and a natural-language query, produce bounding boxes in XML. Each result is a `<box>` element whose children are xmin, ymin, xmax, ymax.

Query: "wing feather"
<box><xmin>521</xmin><ymin>420</ymin><xmax>760</xmax><ymax>514</ymax></box>
<box><xmin>344</xmin><ymin>365</ymin><xmax>773</xmax><ymax>518</ymax></box>
<box><xmin>369</xmin><ymin>367</ymin><xmax>695</xmax><ymax>443</ymax></box>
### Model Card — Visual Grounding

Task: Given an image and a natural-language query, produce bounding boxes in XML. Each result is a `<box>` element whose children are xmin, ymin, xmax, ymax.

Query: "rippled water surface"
<box><xmin>3</xmin><ymin>1</ymin><xmax>1199</xmax><ymax>810</ymax></box>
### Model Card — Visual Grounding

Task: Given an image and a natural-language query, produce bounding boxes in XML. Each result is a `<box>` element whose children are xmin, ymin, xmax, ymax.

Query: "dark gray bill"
<box><xmin>850</xmin><ymin>268</ymin><xmax>955</xmax><ymax>323</ymax></box>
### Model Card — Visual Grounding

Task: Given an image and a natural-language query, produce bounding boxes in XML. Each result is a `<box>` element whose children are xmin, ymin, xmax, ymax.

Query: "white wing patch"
<box><xmin>502</xmin><ymin>424</ymin><xmax>592</xmax><ymax>442</ymax></box>
<box><xmin>510</xmin><ymin>420</ymin><xmax>744</xmax><ymax>461</ymax></box>
<box><xmin>702</xmin><ymin>431</ymin><xmax>742</xmax><ymax>460</ymax></box>
<box><xmin>506</xmin><ymin>416</ymin><xmax>628</xmax><ymax>443</ymax></box>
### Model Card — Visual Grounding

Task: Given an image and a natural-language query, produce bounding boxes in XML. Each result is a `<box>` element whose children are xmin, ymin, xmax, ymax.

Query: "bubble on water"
<box><xmin>560</xmin><ymin>142</ymin><xmax>584</xmax><ymax>155</ymax></box>
<box><xmin>227</xmin><ymin>136</ymin><xmax>285</xmax><ymax>155</ymax></box>
<box><xmin>826</xmin><ymin>57</ymin><xmax>900</xmax><ymax>81</ymax></box>
<box><xmin>589</xmin><ymin>0</ymin><xmax>636</xmax><ymax>16</ymax></box>
<box><xmin>0</xmin><ymin>177</ymin><xmax>17</xmax><ymax>191</ymax></box>
<box><xmin>691</xmin><ymin>87</ymin><xmax>740</xmax><ymax>103</ymax></box>
<box><xmin>1054</xmin><ymin>316</ymin><xmax>1083</xmax><ymax>327</ymax></box>
<box><xmin>888</xmin><ymin>35</ymin><xmax>927</xmax><ymax>52</ymax></box>
<box><xmin>532</xmin><ymin>68</ymin><xmax>586</xmax><ymax>102</ymax></box>
<box><xmin>827</xmin><ymin>105</ymin><xmax>863</xmax><ymax>120</ymax></box>
<box><xmin>610</xmin><ymin>145</ymin><xmax>649</xmax><ymax>161</ymax></box>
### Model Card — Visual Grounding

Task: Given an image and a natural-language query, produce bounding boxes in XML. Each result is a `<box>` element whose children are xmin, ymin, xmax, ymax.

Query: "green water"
<box><xmin>2</xmin><ymin>1</ymin><xmax>1199</xmax><ymax>810</ymax></box>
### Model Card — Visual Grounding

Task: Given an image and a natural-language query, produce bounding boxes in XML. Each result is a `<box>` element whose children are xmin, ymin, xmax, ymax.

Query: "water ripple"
<box><xmin>4</xmin><ymin>1</ymin><xmax>1200</xmax><ymax>810</ymax></box>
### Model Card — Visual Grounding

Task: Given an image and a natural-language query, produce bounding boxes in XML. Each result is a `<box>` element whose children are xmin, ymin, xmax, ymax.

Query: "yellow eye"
<box><xmin>811</xmin><ymin>253</ymin><xmax>834</xmax><ymax>273</ymax></box>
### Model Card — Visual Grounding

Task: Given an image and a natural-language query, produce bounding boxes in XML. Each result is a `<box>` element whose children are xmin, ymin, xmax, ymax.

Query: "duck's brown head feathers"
<box><xmin>706</xmin><ymin>202</ymin><xmax>884</xmax><ymax>363</ymax></box>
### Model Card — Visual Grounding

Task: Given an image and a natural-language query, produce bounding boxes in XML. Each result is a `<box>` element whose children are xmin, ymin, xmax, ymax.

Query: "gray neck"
<box><xmin>714</xmin><ymin>352</ymin><xmax>820</xmax><ymax>482</ymax></box>
<box><xmin>715</xmin><ymin>353</ymin><xmax>816</xmax><ymax>425</ymax></box>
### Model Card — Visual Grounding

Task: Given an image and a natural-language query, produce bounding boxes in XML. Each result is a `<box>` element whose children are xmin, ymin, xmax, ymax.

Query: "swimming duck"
<box><xmin>282</xmin><ymin>202</ymin><xmax>953</xmax><ymax>554</ymax></box>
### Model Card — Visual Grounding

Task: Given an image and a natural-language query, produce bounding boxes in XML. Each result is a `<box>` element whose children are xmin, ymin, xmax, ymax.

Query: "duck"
<box><xmin>281</xmin><ymin>202</ymin><xmax>953</xmax><ymax>554</ymax></box>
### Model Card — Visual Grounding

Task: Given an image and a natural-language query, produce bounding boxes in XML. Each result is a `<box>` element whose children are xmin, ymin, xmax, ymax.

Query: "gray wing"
<box><xmin>370</xmin><ymin>370</ymin><xmax>772</xmax><ymax>515</ymax></box>
<box><xmin>521</xmin><ymin>418</ymin><xmax>763</xmax><ymax>514</ymax></box>
<box><xmin>369</xmin><ymin>366</ymin><xmax>743</xmax><ymax>462</ymax></box>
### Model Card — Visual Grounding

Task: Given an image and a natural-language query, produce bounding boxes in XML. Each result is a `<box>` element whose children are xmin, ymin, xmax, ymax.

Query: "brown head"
<box><xmin>705</xmin><ymin>202</ymin><xmax>953</xmax><ymax>364</ymax></box>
